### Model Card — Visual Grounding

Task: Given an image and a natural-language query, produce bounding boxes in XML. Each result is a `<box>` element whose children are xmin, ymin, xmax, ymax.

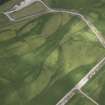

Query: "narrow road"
<box><xmin>56</xmin><ymin>57</ymin><xmax>105</xmax><ymax>105</ymax></box>
<box><xmin>79</xmin><ymin>90</ymin><xmax>99</xmax><ymax>105</ymax></box>
<box><xmin>5</xmin><ymin>0</ymin><xmax>105</xmax><ymax>47</ymax></box>
<box><xmin>4</xmin><ymin>0</ymin><xmax>41</xmax><ymax>21</ymax></box>
<box><xmin>52</xmin><ymin>9</ymin><xmax>105</xmax><ymax>48</ymax></box>
<box><xmin>4</xmin><ymin>1</ymin><xmax>105</xmax><ymax>105</ymax></box>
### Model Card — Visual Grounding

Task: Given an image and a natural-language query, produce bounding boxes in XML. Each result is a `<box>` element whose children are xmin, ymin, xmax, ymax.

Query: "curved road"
<box><xmin>4</xmin><ymin>0</ymin><xmax>105</xmax><ymax>47</ymax></box>
<box><xmin>4</xmin><ymin>0</ymin><xmax>105</xmax><ymax>105</ymax></box>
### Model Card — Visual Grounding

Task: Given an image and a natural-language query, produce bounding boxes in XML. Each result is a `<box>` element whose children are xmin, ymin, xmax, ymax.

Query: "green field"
<box><xmin>0</xmin><ymin>0</ymin><xmax>105</xmax><ymax>105</ymax></box>
<box><xmin>83</xmin><ymin>65</ymin><xmax>105</xmax><ymax>105</ymax></box>
<box><xmin>66</xmin><ymin>92</ymin><xmax>96</xmax><ymax>105</ymax></box>
<box><xmin>47</xmin><ymin>0</ymin><xmax>105</xmax><ymax>34</ymax></box>
<box><xmin>11</xmin><ymin>2</ymin><xmax>48</xmax><ymax>20</ymax></box>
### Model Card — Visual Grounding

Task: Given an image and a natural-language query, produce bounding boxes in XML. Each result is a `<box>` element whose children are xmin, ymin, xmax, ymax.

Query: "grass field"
<box><xmin>66</xmin><ymin>92</ymin><xmax>96</xmax><ymax>105</ymax></box>
<box><xmin>10</xmin><ymin>2</ymin><xmax>48</xmax><ymax>20</ymax></box>
<box><xmin>47</xmin><ymin>0</ymin><xmax>105</xmax><ymax>34</ymax></box>
<box><xmin>0</xmin><ymin>0</ymin><xmax>105</xmax><ymax>105</ymax></box>
<box><xmin>83</xmin><ymin>65</ymin><xmax>105</xmax><ymax>105</ymax></box>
